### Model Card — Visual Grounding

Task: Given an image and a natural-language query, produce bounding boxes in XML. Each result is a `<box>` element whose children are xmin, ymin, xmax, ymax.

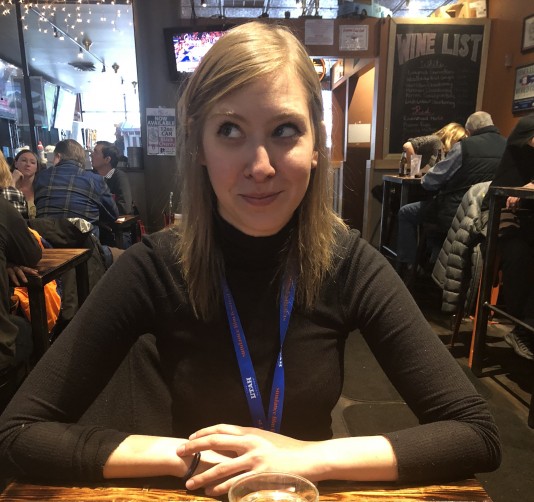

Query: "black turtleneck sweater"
<box><xmin>0</xmin><ymin>218</ymin><xmax>500</xmax><ymax>483</ymax></box>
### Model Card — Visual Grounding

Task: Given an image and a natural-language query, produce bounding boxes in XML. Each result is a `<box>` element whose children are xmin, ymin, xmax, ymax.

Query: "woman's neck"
<box><xmin>17</xmin><ymin>176</ymin><xmax>34</xmax><ymax>200</ymax></box>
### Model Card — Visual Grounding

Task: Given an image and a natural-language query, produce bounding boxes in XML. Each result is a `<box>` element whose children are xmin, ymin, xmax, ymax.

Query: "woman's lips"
<box><xmin>240</xmin><ymin>192</ymin><xmax>280</xmax><ymax>206</ymax></box>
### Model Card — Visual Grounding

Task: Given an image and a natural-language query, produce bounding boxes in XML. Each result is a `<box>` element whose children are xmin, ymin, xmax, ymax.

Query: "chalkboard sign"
<box><xmin>385</xmin><ymin>19</ymin><xmax>490</xmax><ymax>156</ymax></box>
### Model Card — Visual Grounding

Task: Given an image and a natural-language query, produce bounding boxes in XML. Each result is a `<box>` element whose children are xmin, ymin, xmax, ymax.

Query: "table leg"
<box><xmin>26</xmin><ymin>279</ymin><xmax>50</xmax><ymax>358</ymax></box>
<box><xmin>379</xmin><ymin>180</ymin><xmax>393</xmax><ymax>255</ymax></box>
<box><xmin>115</xmin><ymin>230</ymin><xmax>124</xmax><ymax>249</ymax></box>
<box><xmin>75</xmin><ymin>260</ymin><xmax>90</xmax><ymax>306</ymax></box>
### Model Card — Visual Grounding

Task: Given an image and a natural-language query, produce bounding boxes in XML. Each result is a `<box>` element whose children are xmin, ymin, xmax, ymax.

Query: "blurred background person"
<box><xmin>396</xmin><ymin>111</ymin><xmax>506</xmax><ymax>284</ymax></box>
<box><xmin>485</xmin><ymin>113</ymin><xmax>534</xmax><ymax>360</ymax></box>
<box><xmin>91</xmin><ymin>141</ymin><xmax>133</xmax><ymax>216</ymax></box>
<box><xmin>0</xmin><ymin>197</ymin><xmax>41</xmax><ymax>407</ymax></box>
<box><xmin>11</xmin><ymin>150</ymin><xmax>39</xmax><ymax>219</ymax></box>
<box><xmin>403</xmin><ymin>122</ymin><xmax>467</xmax><ymax>174</ymax></box>
<box><xmin>91</xmin><ymin>140</ymin><xmax>134</xmax><ymax>248</ymax></box>
<box><xmin>34</xmin><ymin>139</ymin><xmax>118</xmax><ymax>233</ymax></box>
<box><xmin>0</xmin><ymin>152</ymin><xmax>28</xmax><ymax>218</ymax></box>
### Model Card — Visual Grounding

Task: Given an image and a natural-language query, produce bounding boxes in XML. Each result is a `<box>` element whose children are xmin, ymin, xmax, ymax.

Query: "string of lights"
<box><xmin>1</xmin><ymin>1</ymin><xmax>133</xmax><ymax>72</ymax></box>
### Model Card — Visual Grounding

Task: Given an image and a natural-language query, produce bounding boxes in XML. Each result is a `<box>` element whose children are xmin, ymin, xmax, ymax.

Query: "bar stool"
<box><xmin>470</xmin><ymin>186</ymin><xmax>534</xmax><ymax>428</ymax></box>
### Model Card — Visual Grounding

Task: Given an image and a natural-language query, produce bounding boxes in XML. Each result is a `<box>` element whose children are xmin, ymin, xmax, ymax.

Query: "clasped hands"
<box><xmin>177</xmin><ymin>424</ymin><xmax>322</xmax><ymax>496</ymax></box>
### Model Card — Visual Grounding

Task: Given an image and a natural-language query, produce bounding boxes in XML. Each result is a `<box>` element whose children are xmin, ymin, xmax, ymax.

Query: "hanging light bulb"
<box><xmin>77</xmin><ymin>47</ymin><xmax>83</xmax><ymax>59</ymax></box>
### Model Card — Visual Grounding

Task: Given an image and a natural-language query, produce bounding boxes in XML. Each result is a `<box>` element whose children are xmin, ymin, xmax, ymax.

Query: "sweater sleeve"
<box><xmin>339</xmin><ymin>233</ymin><xmax>501</xmax><ymax>482</ymax></box>
<box><xmin>408</xmin><ymin>135</ymin><xmax>441</xmax><ymax>168</ymax></box>
<box><xmin>0</xmin><ymin>232</ymin><xmax>177</xmax><ymax>481</ymax></box>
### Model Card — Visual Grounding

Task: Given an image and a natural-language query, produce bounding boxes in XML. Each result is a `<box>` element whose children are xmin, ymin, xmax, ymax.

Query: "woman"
<box><xmin>403</xmin><ymin>122</ymin><xmax>467</xmax><ymax>174</ymax></box>
<box><xmin>11</xmin><ymin>149</ymin><xmax>39</xmax><ymax>219</ymax></box>
<box><xmin>0</xmin><ymin>22</ymin><xmax>500</xmax><ymax>496</ymax></box>
<box><xmin>0</xmin><ymin>151</ymin><xmax>28</xmax><ymax>218</ymax></box>
<box><xmin>487</xmin><ymin>113</ymin><xmax>534</xmax><ymax>360</ymax></box>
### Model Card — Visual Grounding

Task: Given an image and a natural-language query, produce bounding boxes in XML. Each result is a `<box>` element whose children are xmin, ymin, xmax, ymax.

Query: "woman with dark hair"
<box><xmin>0</xmin><ymin>22</ymin><xmax>500</xmax><ymax>497</ymax></box>
<box><xmin>11</xmin><ymin>150</ymin><xmax>39</xmax><ymax>219</ymax></box>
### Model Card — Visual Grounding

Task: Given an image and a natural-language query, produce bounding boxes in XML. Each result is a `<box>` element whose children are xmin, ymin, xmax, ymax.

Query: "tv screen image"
<box><xmin>174</xmin><ymin>31</ymin><xmax>225</xmax><ymax>72</ymax></box>
<box><xmin>164</xmin><ymin>25</ymin><xmax>232</xmax><ymax>80</ymax></box>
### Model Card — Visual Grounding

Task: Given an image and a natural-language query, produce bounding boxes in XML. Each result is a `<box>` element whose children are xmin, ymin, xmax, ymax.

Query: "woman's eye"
<box><xmin>274</xmin><ymin>123</ymin><xmax>300</xmax><ymax>138</ymax></box>
<box><xmin>217</xmin><ymin>122</ymin><xmax>241</xmax><ymax>138</ymax></box>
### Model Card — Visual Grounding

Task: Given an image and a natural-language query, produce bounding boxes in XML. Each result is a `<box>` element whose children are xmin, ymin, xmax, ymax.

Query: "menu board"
<box><xmin>385</xmin><ymin>20</ymin><xmax>489</xmax><ymax>156</ymax></box>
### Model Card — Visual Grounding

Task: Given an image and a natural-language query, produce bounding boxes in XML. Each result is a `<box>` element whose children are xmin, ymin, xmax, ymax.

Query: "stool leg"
<box><xmin>529</xmin><ymin>383</ymin><xmax>534</xmax><ymax>429</ymax></box>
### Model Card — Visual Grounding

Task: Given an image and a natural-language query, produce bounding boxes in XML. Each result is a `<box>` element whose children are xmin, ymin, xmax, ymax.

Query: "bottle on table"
<box><xmin>399</xmin><ymin>151</ymin><xmax>408</xmax><ymax>177</ymax></box>
<box><xmin>37</xmin><ymin>141</ymin><xmax>46</xmax><ymax>164</ymax></box>
<box><xmin>165</xmin><ymin>191</ymin><xmax>175</xmax><ymax>226</ymax></box>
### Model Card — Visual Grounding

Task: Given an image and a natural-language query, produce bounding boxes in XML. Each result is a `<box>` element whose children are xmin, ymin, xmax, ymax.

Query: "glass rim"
<box><xmin>228</xmin><ymin>471</ymin><xmax>319</xmax><ymax>497</ymax></box>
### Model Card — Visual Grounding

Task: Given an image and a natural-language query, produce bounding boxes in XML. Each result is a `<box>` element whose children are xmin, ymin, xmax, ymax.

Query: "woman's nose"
<box><xmin>244</xmin><ymin>144</ymin><xmax>275</xmax><ymax>181</ymax></box>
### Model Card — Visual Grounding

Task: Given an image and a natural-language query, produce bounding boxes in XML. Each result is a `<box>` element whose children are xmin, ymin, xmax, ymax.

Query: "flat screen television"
<box><xmin>163</xmin><ymin>24</ymin><xmax>233</xmax><ymax>80</ymax></box>
<box><xmin>54</xmin><ymin>87</ymin><xmax>76</xmax><ymax>132</ymax></box>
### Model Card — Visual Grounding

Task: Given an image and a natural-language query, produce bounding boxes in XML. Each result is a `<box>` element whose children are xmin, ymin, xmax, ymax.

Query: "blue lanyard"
<box><xmin>222</xmin><ymin>275</ymin><xmax>295</xmax><ymax>433</ymax></box>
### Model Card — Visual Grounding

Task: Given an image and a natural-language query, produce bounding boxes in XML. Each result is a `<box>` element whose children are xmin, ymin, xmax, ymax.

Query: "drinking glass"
<box><xmin>410</xmin><ymin>154</ymin><xmax>422</xmax><ymax>177</ymax></box>
<box><xmin>228</xmin><ymin>472</ymin><xmax>319</xmax><ymax>502</ymax></box>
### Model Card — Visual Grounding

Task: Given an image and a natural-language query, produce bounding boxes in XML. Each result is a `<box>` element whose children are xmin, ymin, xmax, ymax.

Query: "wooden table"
<box><xmin>26</xmin><ymin>248</ymin><xmax>91</xmax><ymax>358</ymax></box>
<box><xmin>379</xmin><ymin>175</ymin><xmax>428</xmax><ymax>261</ymax></box>
<box><xmin>0</xmin><ymin>478</ymin><xmax>492</xmax><ymax>501</ymax></box>
<box><xmin>469</xmin><ymin>185</ymin><xmax>534</xmax><ymax>427</ymax></box>
<box><xmin>109</xmin><ymin>215</ymin><xmax>140</xmax><ymax>249</ymax></box>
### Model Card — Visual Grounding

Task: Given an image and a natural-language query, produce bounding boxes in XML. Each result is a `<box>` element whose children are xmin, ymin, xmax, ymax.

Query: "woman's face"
<box><xmin>15</xmin><ymin>152</ymin><xmax>38</xmax><ymax>177</ymax></box>
<box><xmin>528</xmin><ymin>136</ymin><xmax>534</xmax><ymax>148</ymax></box>
<box><xmin>201</xmin><ymin>71</ymin><xmax>318</xmax><ymax>237</ymax></box>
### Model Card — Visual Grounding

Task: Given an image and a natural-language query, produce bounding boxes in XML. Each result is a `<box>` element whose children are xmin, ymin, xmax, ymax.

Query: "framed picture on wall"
<box><xmin>512</xmin><ymin>63</ymin><xmax>534</xmax><ymax>113</ymax></box>
<box><xmin>522</xmin><ymin>14</ymin><xmax>534</xmax><ymax>53</ymax></box>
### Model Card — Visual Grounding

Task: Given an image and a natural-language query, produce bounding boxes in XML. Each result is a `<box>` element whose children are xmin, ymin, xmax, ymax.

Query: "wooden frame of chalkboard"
<box><xmin>382</xmin><ymin>18</ymin><xmax>490</xmax><ymax>160</ymax></box>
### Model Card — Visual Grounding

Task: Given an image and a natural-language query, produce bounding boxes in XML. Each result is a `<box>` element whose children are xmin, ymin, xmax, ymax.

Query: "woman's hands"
<box><xmin>177</xmin><ymin>424</ymin><xmax>327</xmax><ymax>496</ymax></box>
<box><xmin>103</xmin><ymin>431</ymin><xmax>397</xmax><ymax>496</ymax></box>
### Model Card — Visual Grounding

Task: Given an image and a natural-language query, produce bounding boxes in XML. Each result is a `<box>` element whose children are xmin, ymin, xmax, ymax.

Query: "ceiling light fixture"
<box><xmin>77</xmin><ymin>47</ymin><xmax>84</xmax><ymax>59</ymax></box>
<box><xmin>82</xmin><ymin>36</ymin><xmax>92</xmax><ymax>51</ymax></box>
<box><xmin>112</xmin><ymin>62</ymin><xmax>119</xmax><ymax>74</ymax></box>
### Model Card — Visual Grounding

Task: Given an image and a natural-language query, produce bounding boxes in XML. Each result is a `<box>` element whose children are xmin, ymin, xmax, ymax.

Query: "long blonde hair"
<box><xmin>434</xmin><ymin>122</ymin><xmax>467</xmax><ymax>154</ymax></box>
<box><xmin>176</xmin><ymin>21</ymin><xmax>348</xmax><ymax>320</ymax></box>
<box><xmin>0</xmin><ymin>151</ymin><xmax>14</xmax><ymax>188</ymax></box>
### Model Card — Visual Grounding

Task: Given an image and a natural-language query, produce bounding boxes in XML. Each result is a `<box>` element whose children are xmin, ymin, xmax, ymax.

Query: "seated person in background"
<box><xmin>396</xmin><ymin>111</ymin><xmax>506</xmax><ymax>281</ymax></box>
<box><xmin>0</xmin><ymin>152</ymin><xmax>28</xmax><ymax>219</ymax></box>
<box><xmin>0</xmin><ymin>22</ymin><xmax>500</xmax><ymax>496</ymax></box>
<box><xmin>33</xmin><ymin>139</ymin><xmax>119</xmax><ymax>231</ymax></box>
<box><xmin>91</xmin><ymin>141</ymin><xmax>133</xmax><ymax>248</ymax></box>
<box><xmin>486</xmin><ymin>113</ymin><xmax>534</xmax><ymax>360</ymax></box>
<box><xmin>33</xmin><ymin>139</ymin><xmax>119</xmax><ymax>269</ymax></box>
<box><xmin>91</xmin><ymin>141</ymin><xmax>133</xmax><ymax>216</ymax></box>
<box><xmin>11</xmin><ymin>150</ymin><xmax>40</xmax><ymax>219</ymax></box>
<box><xmin>0</xmin><ymin>198</ymin><xmax>41</xmax><ymax>395</ymax></box>
<box><xmin>403</xmin><ymin>122</ymin><xmax>467</xmax><ymax>174</ymax></box>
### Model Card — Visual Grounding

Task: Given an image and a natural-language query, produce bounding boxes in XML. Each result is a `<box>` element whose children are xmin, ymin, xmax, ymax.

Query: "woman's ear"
<box><xmin>198</xmin><ymin>148</ymin><xmax>206</xmax><ymax>166</ymax></box>
<box><xmin>312</xmin><ymin>121</ymin><xmax>326</xmax><ymax>169</ymax></box>
<box><xmin>311</xmin><ymin>150</ymin><xmax>318</xmax><ymax>169</ymax></box>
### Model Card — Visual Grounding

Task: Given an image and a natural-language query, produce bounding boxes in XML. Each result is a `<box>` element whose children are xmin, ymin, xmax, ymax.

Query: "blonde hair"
<box><xmin>434</xmin><ymin>122</ymin><xmax>467</xmax><ymax>154</ymax></box>
<box><xmin>0</xmin><ymin>151</ymin><xmax>14</xmax><ymax>188</ymax></box>
<box><xmin>176</xmin><ymin>21</ymin><xmax>348</xmax><ymax>320</ymax></box>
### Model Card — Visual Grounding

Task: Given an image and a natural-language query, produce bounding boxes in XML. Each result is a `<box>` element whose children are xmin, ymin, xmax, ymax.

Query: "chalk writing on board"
<box><xmin>388</xmin><ymin>22</ymin><xmax>486</xmax><ymax>154</ymax></box>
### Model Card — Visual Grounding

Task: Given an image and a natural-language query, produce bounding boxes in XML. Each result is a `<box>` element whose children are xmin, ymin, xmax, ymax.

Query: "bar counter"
<box><xmin>0</xmin><ymin>478</ymin><xmax>492</xmax><ymax>501</ymax></box>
